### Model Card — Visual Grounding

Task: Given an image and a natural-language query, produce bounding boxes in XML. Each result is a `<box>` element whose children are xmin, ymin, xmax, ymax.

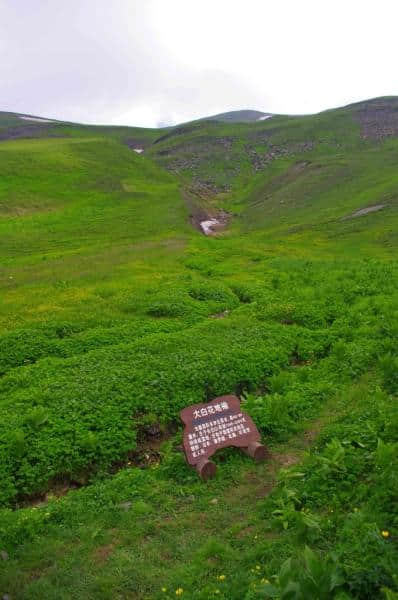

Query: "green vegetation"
<box><xmin>0</xmin><ymin>98</ymin><xmax>397</xmax><ymax>599</ymax></box>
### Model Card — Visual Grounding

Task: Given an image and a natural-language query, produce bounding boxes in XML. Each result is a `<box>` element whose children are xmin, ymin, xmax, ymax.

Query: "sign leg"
<box><xmin>242</xmin><ymin>442</ymin><xmax>269</xmax><ymax>462</ymax></box>
<box><xmin>196</xmin><ymin>458</ymin><xmax>217</xmax><ymax>481</ymax></box>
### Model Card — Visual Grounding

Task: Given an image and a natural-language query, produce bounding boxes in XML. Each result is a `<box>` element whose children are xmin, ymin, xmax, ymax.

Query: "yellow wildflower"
<box><xmin>175</xmin><ymin>588</ymin><xmax>183</xmax><ymax>596</ymax></box>
<box><xmin>162</xmin><ymin>588</ymin><xmax>167</xmax><ymax>593</ymax></box>
<box><xmin>381</xmin><ymin>530</ymin><xmax>390</xmax><ymax>538</ymax></box>
<box><xmin>256</xmin><ymin>565</ymin><xmax>261</xmax><ymax>570</ymax></box>
<box><xmin>218</xmin><ymin>574</ymin><xmax>226</xmax><ymax>581</ymax></box>
<box><xmin>261</xmin><ymin>578</ymin><xmax>270</xmax><ymax>584</ymax></box>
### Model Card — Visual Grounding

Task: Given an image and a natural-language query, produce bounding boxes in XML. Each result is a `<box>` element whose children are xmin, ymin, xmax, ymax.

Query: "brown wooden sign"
<box><xmin>180</xmin><ymin>394</ymin><xmax>269</xmax><ymax>480</ymax></box>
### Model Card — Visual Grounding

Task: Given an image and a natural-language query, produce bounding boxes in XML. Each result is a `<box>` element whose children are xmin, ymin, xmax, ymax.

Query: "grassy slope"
<box><xmin>0</xmin><ymin>100</ymin><xmax>397</xmax><ymax>599</ymax></box>
<box><xmin>147</xmin><ymin>99</ymin><xmax>398</xmax><ymax>250</ymax></box>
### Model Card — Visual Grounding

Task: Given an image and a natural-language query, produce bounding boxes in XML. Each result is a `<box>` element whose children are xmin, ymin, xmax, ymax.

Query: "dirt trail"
<box><xmin>224</xmin><ymin>399</ymin><xmax>342</xmax><ymax>506</ymax></box>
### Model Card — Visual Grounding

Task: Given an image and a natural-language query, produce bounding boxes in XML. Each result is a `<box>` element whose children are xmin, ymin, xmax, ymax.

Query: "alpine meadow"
<box><xmin>0</xmin><ymin>98</ymin><xmax>398</xmax><ymax>600</ymax></box>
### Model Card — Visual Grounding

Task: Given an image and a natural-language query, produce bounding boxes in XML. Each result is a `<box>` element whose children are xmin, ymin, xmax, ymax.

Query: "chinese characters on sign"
<box><xmin>180</xmin><ymin>395</ymin><xmax>269</xmax><ymax>480</ymax></box>
<box><xmin>188</xmin><ymin>405</ymin><xmax>251</xmax><ymax>460</ymax></box>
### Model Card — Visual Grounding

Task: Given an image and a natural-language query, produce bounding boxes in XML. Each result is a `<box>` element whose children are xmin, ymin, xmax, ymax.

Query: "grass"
<box><xmin>0</xmin><ymin>97</ymin><xmax>397</xmax><ymax>599</ymax></box>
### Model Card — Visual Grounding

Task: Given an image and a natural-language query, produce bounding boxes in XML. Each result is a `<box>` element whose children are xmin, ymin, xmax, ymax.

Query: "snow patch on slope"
<box><xmin>19</xmin><ymin>116</ymin><xmax>55</xmax><ymax>123</ymax></box>
<box><xmin>200</xmin><ymin>219</ymin><xmax>219</xmax><ymax>235</ymax></box>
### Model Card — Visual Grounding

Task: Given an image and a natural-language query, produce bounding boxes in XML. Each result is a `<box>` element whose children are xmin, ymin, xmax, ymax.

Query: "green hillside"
<box><xmin>0</xmin><ymin>99</ymin><xmax>397</xmax><ymax>600</ymax></box>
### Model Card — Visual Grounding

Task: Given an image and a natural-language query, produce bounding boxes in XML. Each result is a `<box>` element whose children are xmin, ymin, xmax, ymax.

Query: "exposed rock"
<box><xmin>245</xmin><ymin>141</ymin><xmax>315</xmax><ymax>172</ymax></box>
<box><xmin>355</xmin><ymin>99</ymin><xmax>398</xmax><ymax>139</ymax></box>
<box><xmin>342</xmin><ymin>204</ymin><xmax>385</xmax><ymax>220</ymax></box>
<box><xmin>0</xmin><ymin>125</ymin><xmax>53</xmax><ymax>141</ymax></box>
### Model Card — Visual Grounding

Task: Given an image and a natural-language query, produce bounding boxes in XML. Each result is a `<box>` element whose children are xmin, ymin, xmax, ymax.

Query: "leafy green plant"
<box><xmin>248</xmin><ymin>547</ymin><xmax>345</xmax><ymax>599</ymax></box>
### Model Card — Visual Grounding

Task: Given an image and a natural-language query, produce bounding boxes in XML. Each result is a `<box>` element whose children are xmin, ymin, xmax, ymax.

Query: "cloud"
<box><xmin>0</xmin><ymin>0</ymin><xmax>397</xmax><ymax>127</ymax></box>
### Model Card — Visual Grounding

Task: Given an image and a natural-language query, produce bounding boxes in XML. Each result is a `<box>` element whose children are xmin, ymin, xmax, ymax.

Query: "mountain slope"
<box><xmin>146</xmin><ymin>96</ymin><xmax>398</xmax><ymax>252</ymax></box>
<box><xmin>0</xmin><ymin>98</ymin><xmax>397</xmax><ymax>600</ymax></box>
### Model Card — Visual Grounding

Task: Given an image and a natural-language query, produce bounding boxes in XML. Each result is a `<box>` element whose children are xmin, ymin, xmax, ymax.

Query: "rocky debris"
<box><xmin>355</xmin><ymin>100</ymin><xmax>398</xmax><ymax>139</ymax></box>
<box><xmin>191</xmin><ymin>178</ymin><xmax>223</xmax><ymax>196</ymax></box>
<box><xmin>246</xmin><ymin>141</ymin><xmax>315</xmax><ymax>171</ymax></box>
<box><xmin>0</xmin><ymin>124</ymin><xmax>53</xmax><ymax>141</ymax></box>
<box><xmin>153</xmin><ymin>132</ymin><xmax>315</xmax><ymax>192</ymax></box>
<box><xmin>214</xmin><ymin>137</ymin><xmax>235</xmax><ymax>150</ymax></box>
<box><xmin>248</xmin><ymin>128</ymin><xmax>278</xmax><ymax>143</ymax></box>
<box><xmin>153</xmin><ymin>137</ymin><xmax>236</xmax><ymax>192</ymax></box>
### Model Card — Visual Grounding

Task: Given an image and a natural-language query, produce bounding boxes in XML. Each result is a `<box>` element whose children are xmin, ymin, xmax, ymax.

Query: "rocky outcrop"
<box><xmin>245</xmin><ymin>141</ymin><xmax>315</xmax><ymax>171</ymax></box>
<box><xmin>354</xmin><ymin>99</ymin><xmax>398</xmax><ymax>139</ymax></box>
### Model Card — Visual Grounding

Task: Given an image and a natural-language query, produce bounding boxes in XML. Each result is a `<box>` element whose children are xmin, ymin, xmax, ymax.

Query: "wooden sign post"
<box><xmin>180</xmin><ymin>394</ymin><xmax>269</xmax><ymax>480</ymax></box>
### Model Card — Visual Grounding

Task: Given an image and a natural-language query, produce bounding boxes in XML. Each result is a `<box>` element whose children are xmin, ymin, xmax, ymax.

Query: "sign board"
<box><xmin>180</xmin><ymin>394</ymin><xmax>268</xmax><ymax>480</ymax></box>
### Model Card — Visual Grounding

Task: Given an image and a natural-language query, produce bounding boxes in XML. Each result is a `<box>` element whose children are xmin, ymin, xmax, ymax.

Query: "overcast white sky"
<box><xmin>1</xmin><ymin>0</ymin><xmax>397</xmax><ymax>127</ymax></box>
